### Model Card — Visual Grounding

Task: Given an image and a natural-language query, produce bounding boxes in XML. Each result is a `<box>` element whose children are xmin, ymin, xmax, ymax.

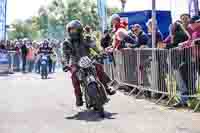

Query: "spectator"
<box><xmin>6</xmin><ymin>41</ymin><xmax>13</xmax><ymax>69</ymax></box>
<box><xmin>14</xmin><ymin>41</ymin><xmax>21</xmax><ymax>72</ymax></box>
<box><xmin>101</xmin><ymin>30</ymin><xmax>112</xmax><ymax>50</ymax></box>
<box><xmin>128</xmin><ymin>25</ymin><xmax>137</xmax><ymax>39</ymax></box>
<box><xmin>54</xmin><ymin>40</ymin><xmax>62</xmax><ymax>68</ymax></box>
<box><xmin>35</xmin><ymin>42</ymin><xmax>42</xmax><ymax>73</ymax></box>
<box><xmin>180</xmin><ymin>13</ymin><xmax>193</xmax><ymax>35</ymax></box>
<box><xmin>21</xmin><ymin>39</ymin><xmax>28</xmax><ymax>73</ymax></box>
<box><xmin>189</xmin><ymin>15</ymin><xmax>200</xmax><ymax>40</ymax></box>
<box><xmin>164</xmin><ymin>14</ymin><xmax>193</xmax><ymax>48</ymax></box>
<box><xmin>170</xmin><ymin>15</ymin><xmax>199</xmax><ymax>108</ymax></box>
<box><xmin>110</xmin><ymin>14</ymin><xmax>130</xmax><ymax>50</ymax></box>
<box><xmin>27</xmin><ymin>41</ymin><xmax>35</xmax><ymax>72</ymax></box>
<box><xmin>51</xmin><ymin>52</ymin><xmax>57</xmax><ymax>73</ymax></box>
<box><xmin>146</xmin><ymin>18</ymin><xmax>163</xmax><ymax>48</ymax></box>
<box><xmin>0</xmin><ymin>40</ymin><xmax>6</xmax><ymax>50</ymax></box>
<box><xmin>146</xmin><ymin>19</ymin><xmax>168</xmax><ymax>99</ymax></box>
<box><xmin>131</xmin><ymin>24</ymin><xmax>149</xmax><ymax>48</ymax></box>
<box><xmin>166</xmin><ymin>21</ymin><xmax>190</xmax><ymax>48</ymax></box>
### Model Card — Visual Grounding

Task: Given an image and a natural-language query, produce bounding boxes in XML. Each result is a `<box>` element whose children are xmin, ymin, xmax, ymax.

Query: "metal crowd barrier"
<box><xmin>104</xmin><ymin>39</ymin><xmax>200</xmax><ymax>111</ymax></box>
<box><xmin>0</xmin><ymin>50</ymin><xmax>9</xmax><ymax>74</ymax></box>
<box><xmin>0</xmin><ymin>50</ymin><xmax>16</xmax><ymax>74</ymax></box>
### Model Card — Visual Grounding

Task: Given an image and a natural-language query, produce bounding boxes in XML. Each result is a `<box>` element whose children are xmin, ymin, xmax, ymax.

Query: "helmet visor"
<box><xmin>69</xmin><ymin>27</ymin><xmax>78</xmax><ymax>33</ymax></box>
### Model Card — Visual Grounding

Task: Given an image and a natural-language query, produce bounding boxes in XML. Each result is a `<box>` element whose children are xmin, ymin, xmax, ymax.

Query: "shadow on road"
<box><xmin>65</xmin><ymin>110</ymin><xmax>118</xmax><ymax>122</ymax></box>
<box><xmin>0</xmin><ymin>74</ymin><xmax>9</xmax><ymax>77</ymax></box>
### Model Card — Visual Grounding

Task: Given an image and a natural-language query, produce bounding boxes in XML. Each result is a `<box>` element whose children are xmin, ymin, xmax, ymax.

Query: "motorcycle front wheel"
<box><xmin>87</xmin><ymin>83</ymin><xmax>105</xmax><ymax>118</ymax></box>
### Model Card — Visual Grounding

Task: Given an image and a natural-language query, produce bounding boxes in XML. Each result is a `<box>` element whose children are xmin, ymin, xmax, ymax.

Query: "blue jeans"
<box><xmin>175</xmin><ymin>63</ymin><xmax>196</xmax><ymax>105</ymax></box>
<box><xmin>22</xmin><ymin>56</ymin><xmax>27</xmax><ymax>72</ymax></box>
<box><xmin>174</xmin><ymin>71</ymin><xmax>189</xmax><ymax>104</ymax></box>
<box><xmin>14</xmin><ymin>54</ymin><xmax>21</xmax><ymax>71</ymax></box>
<box><xmin>35</xmin><ymin>60</ymin><xmax>41</xmax><ymax>73</ymax></box>
<box><xmin>8</xmin><ymin>54</ymin><xmax>12</xmax><ymax>68</ymax></box>
<box><xmin>27</xmin><ymin>59</ymin><xmax>34</xmax><ymax>72</ymax></box>
<box><xmin>52</xmin><ymin>62</ymin><xmax>56</xmax><ymax>72</ymax></box>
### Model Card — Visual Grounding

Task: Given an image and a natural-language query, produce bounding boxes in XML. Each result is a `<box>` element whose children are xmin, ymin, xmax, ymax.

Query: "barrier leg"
<box><xmin>194</xmin><ymin>100</ymin><xmax>200</xmax><ymax>112</ymax></box>
<box><xmin>128</xmin><ymin>88</ymin><xmax>137</xmax><ymax>96</ymax></box>
<box><xmin>155</xmin><ymin>94</ymin><xmax>167</xmax><ymax>104</ymax></box>
<box><xmin>166</xmin><ymin>95</ymin><xmax>176</xmax><ymax>106</ymax></box>
<box><xmin>135</xmin><ymin>89</ymin><xmax>144</xmax><ymax>98</ymax></box>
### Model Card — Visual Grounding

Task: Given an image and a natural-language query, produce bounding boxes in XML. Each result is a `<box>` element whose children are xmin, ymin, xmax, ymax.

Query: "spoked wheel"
<box><xmin>96</xmin><ymin>80</ymin><xmax>110</xmax><ymax>104</ymax></box>
<box><xmin>87</xmin><ymin>83</ymin><xmax>105</xmax><ymax>118</ymax></box>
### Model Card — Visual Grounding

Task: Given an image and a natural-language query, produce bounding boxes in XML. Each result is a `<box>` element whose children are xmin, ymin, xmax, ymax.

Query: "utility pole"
<box><xmin>120</xmin><ymin>0</ymin><xmax>127</xmax><ymax>12</ymax></box>
<box><xmin>152</xmin><ymin>0</ymin><xmax>156</xmax><ymax>49</ymax></box>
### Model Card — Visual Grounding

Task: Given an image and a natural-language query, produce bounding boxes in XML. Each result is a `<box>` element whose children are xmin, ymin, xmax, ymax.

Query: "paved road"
<box><xmin>0</xmin><ymin>72</ymin><xmax>200</xmax><ymax>133</ymax></box>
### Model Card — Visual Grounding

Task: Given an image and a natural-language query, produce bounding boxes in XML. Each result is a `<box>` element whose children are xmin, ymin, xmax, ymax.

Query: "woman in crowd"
<box><xmin>146</xmin><ymin>18</ymin><xmax>164</xmax><ymax>48</ymax></box>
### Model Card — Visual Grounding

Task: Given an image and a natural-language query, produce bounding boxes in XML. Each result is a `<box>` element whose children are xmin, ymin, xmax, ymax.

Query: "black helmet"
<box><xmin>66</xmin><ymin>20</ymin><xmax>83</xmax><ymax>40</ymax></box>
<box><xmin>43</xmin><ymin>39</ymin><xmax>49</xmax><ymax>48</ymax></box>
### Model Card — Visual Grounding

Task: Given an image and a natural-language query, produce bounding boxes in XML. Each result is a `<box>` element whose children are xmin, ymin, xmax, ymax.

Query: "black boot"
<box><xmin>76</xmin><ymin>95</ymin><xmax>83</xmax><ymax>107</ymax></box>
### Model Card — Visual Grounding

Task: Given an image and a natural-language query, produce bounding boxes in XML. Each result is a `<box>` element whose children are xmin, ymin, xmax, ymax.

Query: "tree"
<box><xmin>8</xmin><ymin>20</ymin><xmax>32</xmax><ymax>39</ymax></box>
<box><xmin>8</xmin><ymin>0</ymin><xmax>120</xmax><ymax>40</ymax></box>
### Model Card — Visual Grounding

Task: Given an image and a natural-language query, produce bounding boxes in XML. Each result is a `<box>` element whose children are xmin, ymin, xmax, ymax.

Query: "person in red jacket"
<box><xmin>110</xmin><ymin>14</ymin><xmax>129</xmax><ymax>50</ymax></box>
<box><xmin>107</xmin><ymin>14</ymin><xmax>136</xmax><ymax>52</ymax></box>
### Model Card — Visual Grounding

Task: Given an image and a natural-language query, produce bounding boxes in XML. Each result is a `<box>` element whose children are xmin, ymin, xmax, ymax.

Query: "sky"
<box><xmin>7</xmin><ymin>0</ymin><xmax>192</xmax><ymax>24</ymax></box>
<box><xmin>7</xmin><ymin>0</ymin><xmax>52</xmax><ymax>24</ymax></box>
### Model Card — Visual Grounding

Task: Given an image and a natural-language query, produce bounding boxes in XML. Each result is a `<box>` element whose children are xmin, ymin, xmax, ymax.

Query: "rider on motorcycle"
<box><xmin>38</xmin><ymin>40</ymin><xmax>53</xmax><ymax>72</ymax></box>
<box><xmin>38</xmin><ymin>39</ymin><xmax>53</xmax><ymax>55</ymax></box>
<box><xmin>62</xmin><ymin>20</ymin><xmax>115</xmax><ymax>107</ymax></box>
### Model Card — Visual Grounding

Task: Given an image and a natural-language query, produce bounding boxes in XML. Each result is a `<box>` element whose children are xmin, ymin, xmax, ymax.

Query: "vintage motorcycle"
<box><xmin>40</xmin><ymin>54</ymin><xmax>50</xmax><ymax>79</ymax></box>
<box><xmin>76</xmin><ymin>55</ymin><xmax>109</xmax><ymax>117</ymax></box>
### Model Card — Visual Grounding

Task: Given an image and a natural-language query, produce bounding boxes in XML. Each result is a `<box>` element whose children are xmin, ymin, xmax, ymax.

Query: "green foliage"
<box><xmin>8</xmin><ymin>0</ymin><xmax>120</xmax><ymax>40</ymax></box>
